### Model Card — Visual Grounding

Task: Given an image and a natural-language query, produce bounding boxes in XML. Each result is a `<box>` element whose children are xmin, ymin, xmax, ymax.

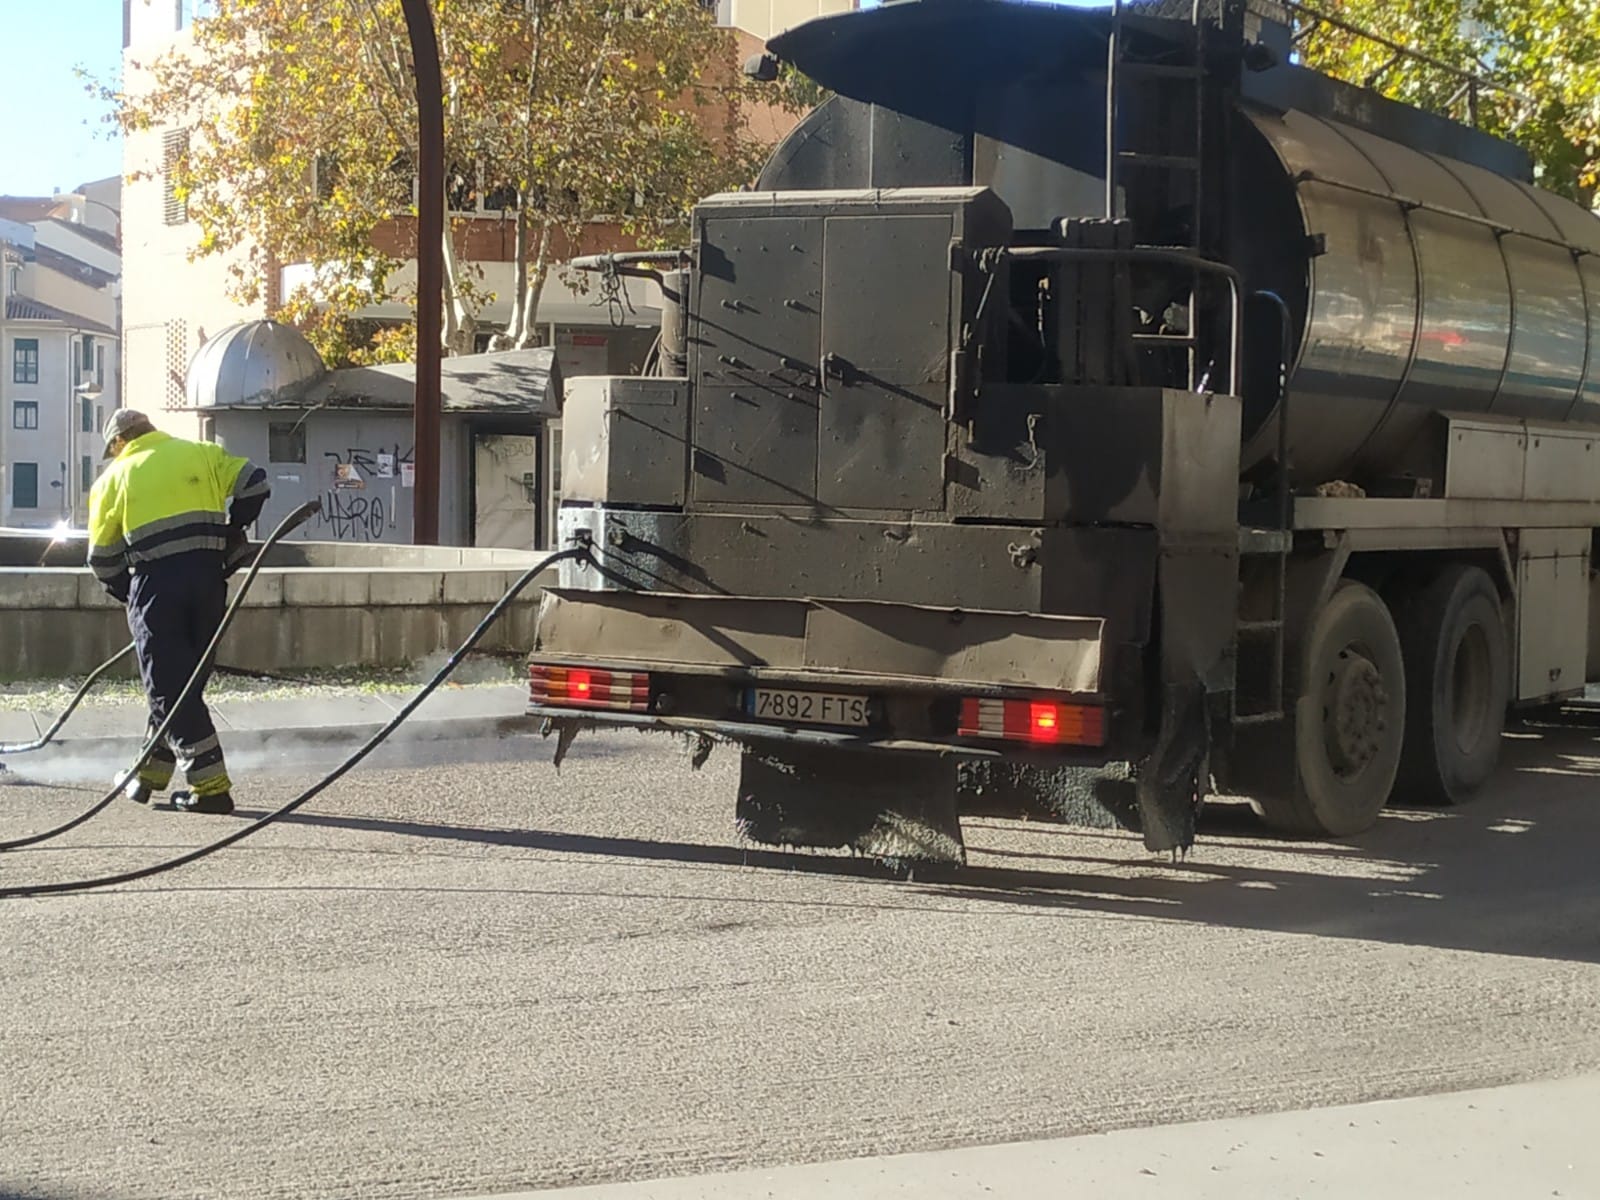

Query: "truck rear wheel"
<box><xmin>1392</xmin><ymin>565</ymin><xmax>1507</xmax><ymax>805</ymax></box>
<box><xmin>1249</xmin><ymin>581</ymin><xmax>1406</xmax><ymax>837</ymax></box>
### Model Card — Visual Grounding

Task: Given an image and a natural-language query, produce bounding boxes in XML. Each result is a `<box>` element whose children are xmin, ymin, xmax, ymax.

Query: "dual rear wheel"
<box><xmin>1248</xmin><ymin>565</ymin><xmax>1509</xmax><ymax>837</ymax></box>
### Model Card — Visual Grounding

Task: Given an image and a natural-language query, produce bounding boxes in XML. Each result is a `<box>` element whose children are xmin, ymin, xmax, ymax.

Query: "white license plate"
<box><xmin>747</xmin><ymin>688</ymin><xmax>870</xmax><ymax>728</ymax></box>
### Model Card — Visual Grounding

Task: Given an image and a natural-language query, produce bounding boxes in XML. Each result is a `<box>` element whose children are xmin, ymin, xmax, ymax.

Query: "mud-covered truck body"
<box><xmin>529</xmin><ymin>0</ymin><xmax>1600</xmax><ymax>863</ymax></box>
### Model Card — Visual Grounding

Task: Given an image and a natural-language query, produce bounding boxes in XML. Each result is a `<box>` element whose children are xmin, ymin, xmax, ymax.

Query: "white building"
<box><xmin>0</xmin><ymin>195</ymin><xmax>122</xmax><ymax>530</ymax></box>
<box><xmin>123</xmin><ymin>1</ymin><xmax>265</xmax><ymax>438</ymax></box>
<box><xmin>707</xmin><ymin>0</ymin><xmax>858</xmax><ymax>39</ymax></box>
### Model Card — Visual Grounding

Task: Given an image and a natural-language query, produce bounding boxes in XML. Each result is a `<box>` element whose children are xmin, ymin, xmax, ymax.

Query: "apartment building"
<box><xmin>0</xmin><ymin>193</ymin><xmax>122</xmax><ymax>530</ymax></box>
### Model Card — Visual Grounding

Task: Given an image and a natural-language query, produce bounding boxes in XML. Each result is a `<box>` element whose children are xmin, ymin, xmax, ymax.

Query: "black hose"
<box><xmin>0</xmin><ymin>546</ymin><xmax>582</xmax><ymax>899</ymax></box>
<box><xmin>0</xmin><ymin>643</ymin><xmax>136</xmax><ymax>756</ymax></box>
<box><xmin>0</xmin><ymin>502</ymin><xmax>321</xmax><ymax>853</ymax></box>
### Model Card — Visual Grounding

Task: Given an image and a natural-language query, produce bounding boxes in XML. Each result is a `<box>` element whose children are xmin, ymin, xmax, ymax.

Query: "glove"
<box><xmin>223</xmin><ymin>528</ymin><xmax>251</xmax><ymax>579</ymax></box>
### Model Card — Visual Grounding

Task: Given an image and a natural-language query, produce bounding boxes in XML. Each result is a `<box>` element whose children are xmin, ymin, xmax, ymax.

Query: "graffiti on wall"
<box><xmin>319</xmin><ymin>492</ymin><xmax>387</xmax><ymax>541</ymax></box>
<box><xmin>311</xmin><ymin>444</ymin><xmax>414</xmax><ymax>541</ymax></box>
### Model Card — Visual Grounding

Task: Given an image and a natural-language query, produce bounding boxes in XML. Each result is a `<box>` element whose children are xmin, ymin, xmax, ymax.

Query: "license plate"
<box><xmin>747</xmin><ymin>688</ymin><xmax>870</xmax><ymax>728</ymax></box>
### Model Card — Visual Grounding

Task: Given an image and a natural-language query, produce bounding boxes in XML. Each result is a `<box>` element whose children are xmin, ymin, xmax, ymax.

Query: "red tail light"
<box><xmin>530</xmin><ymin>664</ymin><xmax>651</xmax><ymax>712</ymax></box>
<box><xmin>958</xmin><ymin>696</ymin><xmax>1105</xmax><ymax>747</ymax></box>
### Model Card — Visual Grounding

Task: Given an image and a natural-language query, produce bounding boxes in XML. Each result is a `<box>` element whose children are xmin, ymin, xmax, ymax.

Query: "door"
<box><xmin>473</xmin><ymin>433</ymin><xmax>540</xmax><ymax>548</ymax></box>
<box><xmin>690</xmin><ymin>214</ymin><xmax>822</xmax><ymax>505</ymax></box>
<box><xmin>545</xmin><ymin>420</ymin><xmax>562</xmax><ymax>551</ymax></box>
<box><xmin>819</xmin><ymin>215</ymin><xmax>951</xmax><ymax>510</ymax></box>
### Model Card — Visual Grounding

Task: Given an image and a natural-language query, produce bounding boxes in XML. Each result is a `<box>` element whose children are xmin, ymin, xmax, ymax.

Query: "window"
<box><xmin>269</xmin><ymin>420</ymin><xmax>306</xmax><ymax>464</ymax></box>
<box><xmin>96</xmin><ymin>345</ymin><xmax>106</xmax><ymax>389</ymax></box>
<box><xmin>313</xmin><ymin>152</ymin><xmax>340</xmax><ymax>203</ymax></box>
<box><xmin>163</xmin><ymin>129</ymin><xmax>190</xmax><ymax>225</ymax></box>
<box><xmin>13</xmin><ymin>401</ymin><xmax>38</xmax><ymax>431</ymax></box>
<box><xmin>81</xmin><ymin>335</ymin><xmax>95</xmax><ymax>372</ymax></box>
<box><xmin>178</xmin><ymin>0</ymin><xmax>218</xmax><ymax>28</ymax></box>
<box><xmin>13</xmin><ymin>338</ymin><xmax>38</xmax><ymax>384</ymax></box>
<box><xmin>82</xmin><ymin>456</ymin><xmax>94</xmax><ymax>493</ymax></box>
<box><xmin>12</xmin><ymin>463</ymin><xmax>38</xmax><ymax>510</ymax></box>
<box><xmin>81</xmin><ymin>397</ymin><xmax>93</xmax><ymax>433</ymax></box>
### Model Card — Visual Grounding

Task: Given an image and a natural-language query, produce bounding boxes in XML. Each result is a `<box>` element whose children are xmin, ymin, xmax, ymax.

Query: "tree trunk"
<box><xmin>440</xmin><ymin>221</ymin><xmax>476</xmax><ymax>355</ymax></box>
<box><xmin>504</xmin><ymin>190</ymin><xmax>531</xmax><ymax>347</ymax></box>
<box><xmin>514</xmin><ymin>221</ymin><xmax>553</xmax><ymax>350</ymax></box>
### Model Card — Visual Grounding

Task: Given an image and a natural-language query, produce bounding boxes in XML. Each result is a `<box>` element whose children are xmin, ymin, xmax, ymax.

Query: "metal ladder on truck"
<box><xmin>1106</xmin><ymin>0</ymin><xmax>1291</xmax><ymax>728</ymax></box>
<box><xmin>1105</xmin><ymin>0</ymin><xmax>1209</xmax><ymax>388</ymax></box>
<box><xmin>1235</xmin><ymin>299</ymin><xmax>1293</xmax><ymax>731</ymax></box>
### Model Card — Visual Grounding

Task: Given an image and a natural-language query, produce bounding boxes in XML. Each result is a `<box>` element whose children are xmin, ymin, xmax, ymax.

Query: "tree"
<box><xmin>1297</xmin><ymin>0</ymin><xmax>1600</xmax><ymax>205</ymax></box>
<box><xmin>110</xmin><ymin>0</ymin><xmax>771</xmax><ymax>363</ymax></box>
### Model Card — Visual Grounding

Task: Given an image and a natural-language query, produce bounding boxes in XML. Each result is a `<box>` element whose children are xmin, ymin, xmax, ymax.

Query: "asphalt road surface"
<box><xmin>4</xmin><ymin>715</ymin><xmax>1600</xmax><ymax>1200</ymax></box>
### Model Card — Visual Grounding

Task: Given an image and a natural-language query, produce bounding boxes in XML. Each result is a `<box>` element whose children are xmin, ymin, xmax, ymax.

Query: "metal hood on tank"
<box><xmin>768</xmin><ymin>0</ymin><xmax>1110</xmax><ymax>120</ymax></box>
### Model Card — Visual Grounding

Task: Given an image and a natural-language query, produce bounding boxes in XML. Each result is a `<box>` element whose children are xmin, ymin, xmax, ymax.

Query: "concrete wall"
<box><xmin>31</xmin><ymin>223</ymin><xmax>121</xmax><ymax>287</ymax></box>
<box><xmin>0</xmin><ymin>556</ymin><xmax>556</xmax><ymax>679</ymax></box>
<box><xmin>27</xmin><ymin>266</ymin><xmax>115</xmax><ymax>334</ymax></box>
<box><xmin>1</xmin><ymin>536</ymin><xmax>554</xmax><ymax>569</ymax></box>
<box><xmin>727</xmin><ymin>0</ymin><xmax>857</xmax><ymax>39</ymax></box>
<box><xmin>208</xmin><ymin>408</ymin><xmax>480</xmax><ymax>548</ymax></box>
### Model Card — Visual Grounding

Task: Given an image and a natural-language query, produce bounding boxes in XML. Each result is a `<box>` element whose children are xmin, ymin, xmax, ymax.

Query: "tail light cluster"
<box><xmin>530</xmin><ymin>664</ymin><xmax>651</xmax><ymax>713</ymax></box>
<box><xmin>958</xmin><ymin>696</ymin><xmax>1106</xmax><ymax>747</ymax></box>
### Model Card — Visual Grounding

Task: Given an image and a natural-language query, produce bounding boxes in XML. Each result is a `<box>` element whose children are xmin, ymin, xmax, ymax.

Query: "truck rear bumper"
<box><xmin>527</xmin><ymin>589</ymin><xmax>1121</xmax><ymax>760</ymax></box>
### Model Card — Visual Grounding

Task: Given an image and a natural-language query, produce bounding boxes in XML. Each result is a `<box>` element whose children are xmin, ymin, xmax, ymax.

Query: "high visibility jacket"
<box><xmin>87</xmin><ymin>431</ymin><xmax>270</xmax><ymax>600</ymax></box>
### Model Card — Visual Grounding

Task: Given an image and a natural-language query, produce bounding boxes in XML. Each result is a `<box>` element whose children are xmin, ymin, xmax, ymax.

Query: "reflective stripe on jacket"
<box><xmin>87</xmin><ymin>431</ymin><xmax>269</xmax><ymax>592</ymax></box>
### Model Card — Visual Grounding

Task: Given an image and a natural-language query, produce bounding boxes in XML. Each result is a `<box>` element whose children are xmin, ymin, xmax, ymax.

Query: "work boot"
<box><xmin>170</xmin><ymin>790</ymin><xmax>234</xmax><ymax>815</ymax></box>
<box><xmin>120</xmin><ymin>776</ymin><xmax>155</xmax><ymax>805</ymax></box>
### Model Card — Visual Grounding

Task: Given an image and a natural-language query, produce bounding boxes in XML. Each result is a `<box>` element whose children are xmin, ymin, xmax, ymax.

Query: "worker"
<box><xmin>87</xmin><ymin>409</ymin><xmax>270</xmax><ymax>814</ymax></box>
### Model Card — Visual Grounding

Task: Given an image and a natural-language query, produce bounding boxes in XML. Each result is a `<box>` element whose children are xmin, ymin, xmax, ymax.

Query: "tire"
<box><xmin>1392</xmin><ymin>565</ymin><xmax>1508</xmax><ymax>805</ymax></box>
<box><xmin>1250</xmin><ymin>581</ymin><xmax>1406</xmax><ymax>837</ymax></box>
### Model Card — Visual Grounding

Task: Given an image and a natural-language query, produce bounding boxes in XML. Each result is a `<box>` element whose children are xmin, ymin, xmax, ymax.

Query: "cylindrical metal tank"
<box><xmin>1236</xmin><ymin>107</ymin><xmax>1600</xmax><ymax>484</ymax></box>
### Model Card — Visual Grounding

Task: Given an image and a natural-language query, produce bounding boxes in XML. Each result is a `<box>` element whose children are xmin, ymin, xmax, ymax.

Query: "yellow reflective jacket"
<box><xmin>87</xmin><ymin>430</ymin><xmax>270</xmax><ymax>599</ymax></box>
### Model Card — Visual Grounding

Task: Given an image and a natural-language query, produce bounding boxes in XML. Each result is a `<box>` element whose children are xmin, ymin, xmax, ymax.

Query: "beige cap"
<box><xmin>101</xmin><ymin>409</ymin><xmax>151</xmax><ymax>458</ymax></box>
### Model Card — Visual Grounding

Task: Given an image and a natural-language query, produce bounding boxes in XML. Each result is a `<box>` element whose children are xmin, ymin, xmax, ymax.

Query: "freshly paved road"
<box><xmin>3</xmin><ymin>716</ymin><xmax>1600</xmax><ymax>1200</ymax></box>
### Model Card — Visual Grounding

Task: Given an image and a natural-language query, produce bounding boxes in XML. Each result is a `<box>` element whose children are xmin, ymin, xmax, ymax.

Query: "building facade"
<box><xmin>708</xmin><ymin>0</ymin><xmax>858</xmax><ymax>40</ymax></box>
<box><xmin>0</xmin><ymin>196</ymin><xmax>122</xmax><ymax>530</ymax></box>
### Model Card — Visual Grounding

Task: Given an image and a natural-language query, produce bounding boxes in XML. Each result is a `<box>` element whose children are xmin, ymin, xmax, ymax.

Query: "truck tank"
<box><xmin>762</xmin><ymin>0</ymin><xmax>1600</xmax><ymax>489</ymax></box>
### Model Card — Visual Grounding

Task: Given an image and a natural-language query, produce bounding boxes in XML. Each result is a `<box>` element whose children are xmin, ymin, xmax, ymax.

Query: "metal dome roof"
<box><xmin>185</xmin><ymin>319</ymin><xmax>326</xmax><ymax>409</ymax></box>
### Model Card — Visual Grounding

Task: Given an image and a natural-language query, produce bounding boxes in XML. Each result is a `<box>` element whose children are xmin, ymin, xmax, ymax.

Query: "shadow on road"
<box><xmin>205</xmin><ymin>717</ymin><xmax>1600</xmax><ymax>967</ymax></box>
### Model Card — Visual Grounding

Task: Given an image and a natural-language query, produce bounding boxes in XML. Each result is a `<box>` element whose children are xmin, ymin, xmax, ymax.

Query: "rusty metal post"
<box><xmin>400</xmin><ymin>0</ymin><xmax>444</xmax><ymax>544</ymax></box>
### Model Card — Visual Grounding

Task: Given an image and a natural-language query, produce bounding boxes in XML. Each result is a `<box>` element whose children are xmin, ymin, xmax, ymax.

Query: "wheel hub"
<box><xmin>1324</xmin><ymin>648</ymin><xmax>1389</xmax><ymax>777</ymax></box>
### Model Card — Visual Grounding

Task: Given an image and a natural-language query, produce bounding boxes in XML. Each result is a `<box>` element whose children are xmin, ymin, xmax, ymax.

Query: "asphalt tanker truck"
<box><xmin>527</xmin><ymin>0</ymin><xmax>1600</xmax><ymax>863</ymax></box>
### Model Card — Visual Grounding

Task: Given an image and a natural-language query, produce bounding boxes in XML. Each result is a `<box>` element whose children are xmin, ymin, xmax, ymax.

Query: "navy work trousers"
<box><xmin>127</xmin><ymin>555</ymin><xmax>232</xmax><ymax>796</ymax></box>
